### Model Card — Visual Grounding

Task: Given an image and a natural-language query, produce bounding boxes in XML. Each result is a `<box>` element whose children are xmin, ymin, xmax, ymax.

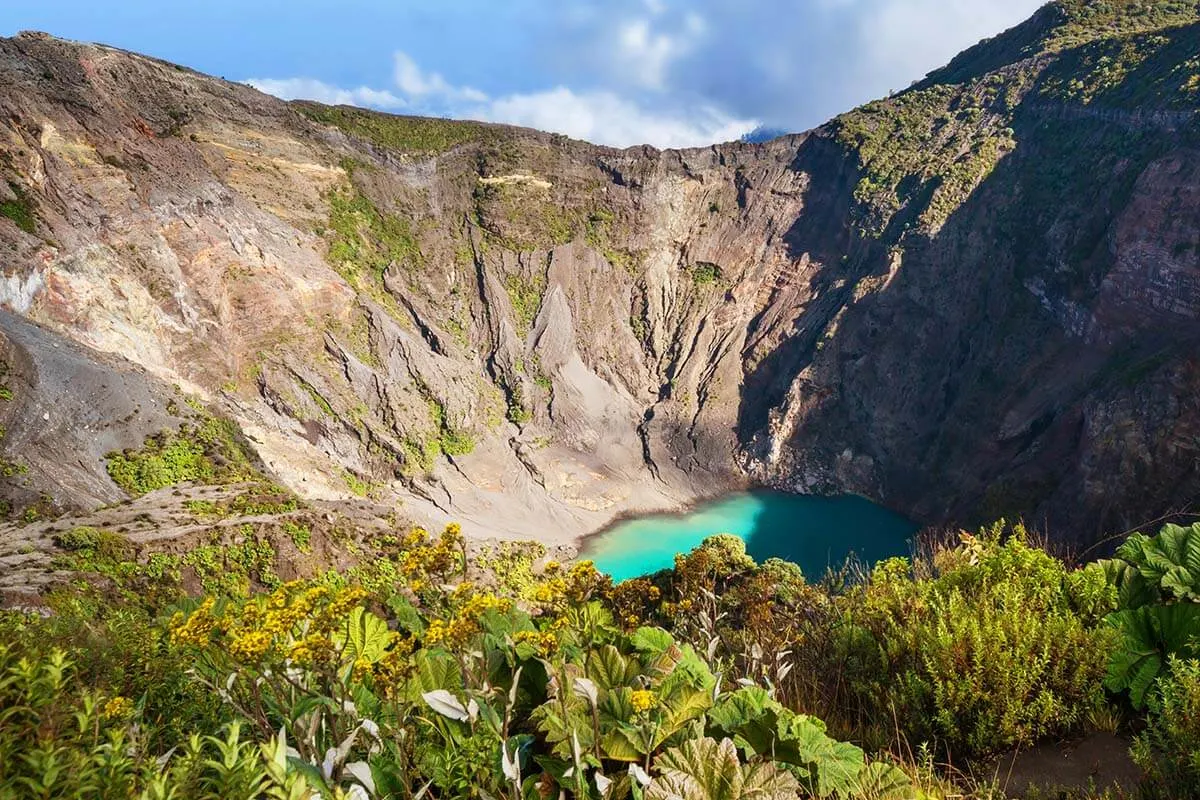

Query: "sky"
<box><xmin>3</xmin><ymin>1</ymin><xmax>1046</xmax><ymax>148</ymax></box>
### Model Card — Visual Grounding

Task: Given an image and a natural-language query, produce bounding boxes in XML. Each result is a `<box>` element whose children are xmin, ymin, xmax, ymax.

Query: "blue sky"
<box><xmin>4</xmin><ymin>1</ymin><xmax>1045</xmax><ymax>147</ymax></box>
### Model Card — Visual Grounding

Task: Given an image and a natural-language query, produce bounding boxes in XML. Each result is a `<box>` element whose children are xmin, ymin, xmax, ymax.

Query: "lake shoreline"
<box><xmin>580</xmin><ymin>489</ymin><xmax>919</xmax><ymax>582</ymax></box>
<box><xmin>574</xmin><ymin>480</ymin><xmax>768</xmax><ymax>555</ymax></box>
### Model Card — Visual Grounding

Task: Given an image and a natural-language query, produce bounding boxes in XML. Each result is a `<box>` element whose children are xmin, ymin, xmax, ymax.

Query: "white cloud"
<box><xmin>853</xmin><ymin>0</ymin><xmax>1046</xmax><ymax>92</ymax></box>
<box><xmin>614</xmin><ymin>11</ymin><xmax>707</xmax><ymax>91</ymax></box>
<box><xmin>244</xmin><ymin>77</ymin><xmax>405</xmax><ymax>110</ymax></box>
<box><xmin>652</xmin><ymin>0</ymin><xmax>1046</xmax><ymax>127</ymax></box>
<box><xmin>393</xmin><ymin>52</ymin><xmax>487</xmax><ymax>103</ymax></box>
<box><xmin>475</xmin><ymin>87</ymin><xmax>756</xmax><ymax>149</ymax></box>
<box><xmin>244</xmin><ymin>0</ymin><xmax>1049</xmax><ymax>147</ymax></box>
<box><xmin>247</xmin><ymin>50</ymin><xmax>756</xmax><ymax>148</ymax></box>
<box><xmin>618</xmin><ymin>20</ymin><xmax>677</xmax><ymax>90</ymax></box>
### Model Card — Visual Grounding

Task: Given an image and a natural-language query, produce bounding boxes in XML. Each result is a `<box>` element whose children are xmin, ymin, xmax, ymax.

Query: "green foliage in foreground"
<box><xmin>7</xmin><ymin>516</ymin><xmax>1200</xmax><ymax>797</ymax></box>
<box><xmin>837</xmin><ymin>526</ymin><xmax>1117</xmax><ymax>755</ymax></box>
<box><xmin>1133</xmin><ymin>655</ymin><xmax>1200</xmax><ymax>799</ymax></box>
<box><xmin>1100</xmin><ymin>522</ymin><xmax>1200</xmax><ymax>709</ymax></box>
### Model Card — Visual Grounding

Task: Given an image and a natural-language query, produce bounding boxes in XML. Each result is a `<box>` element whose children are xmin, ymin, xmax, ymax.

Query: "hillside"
<box><xmin>0</xmin><ymin>0</ymin><xmax>1196</xmax><ymax>582</ymax></box>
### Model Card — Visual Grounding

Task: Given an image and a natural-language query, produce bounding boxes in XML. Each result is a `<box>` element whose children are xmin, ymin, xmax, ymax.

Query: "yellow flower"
<box><xmin>229</xmin><ymin>630</ymin><xmax>273</xmax><ymax>662</ymax></box>
<box><xmin>514</xmin><ymin>629</ymin><xmax>558</xmax><ymax>657</ymax></box>
<box><xmin>630</xmin><ymin>690</ymin><xmax>657</xmax><ymax>714</ymax></box>
<box><xmin>372</xmin><ymin>638</ymin><xmax>416</xmax><ymax>696</ymax></box>
<box><xmin>288</xmin><ymin>634</ymin><xmax>332</xmax><ymax>666</ymax></box>
<box><xmin>424</xmin><ymin>592</ymin><xmax>510</xmax><ymax>649</ymax></box>
<box><xmin>170</xmin><ymin>597</ymin><xmax>217</xmax><ymax>647</ymax></box>
<box><xmin>425</xmin><ymin>619</ymin><xmax>449</xmax><ymax>646</ymax></box>
<box><xmin>402</xmin><ymin>527</ymin><xmax>429</xmax><ymax>548</ymax></box>
<box><xmin>313</xmin><ymin>586</ymin><xmax>369</xmax><ymax>632</ymax></box>
<box><xmin>101</xmin><ymin>696</ymin><xmax>134</xmax><ymax>720</ymax></box>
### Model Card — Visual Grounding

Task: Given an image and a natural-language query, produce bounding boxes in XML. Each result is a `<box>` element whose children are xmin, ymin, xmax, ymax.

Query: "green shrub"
<box><xmin>53</xmin><ymin>526</ymin><xmax>133</xmax><ymax>562</ymax></box>
<box><xmin>105</xmin><ymin>416</ymin><xmax>258</xmax><ymax>497</ymax></box>
<box><xmin>691</xmin><ymin>262</ymin><xmax>722</xmax><ymax>286</ymax></box>
<box><xmin>282</xmin><ymin>521</ymin><xmax>312</xmax><ymax>553</ymax></box>
<box><xmin>0</xmin><ymin>640</ymin><xmax>303</xmax><ymax>798</ymax></box>
<box><xmin>1132</xmin><ymin>656</ymin><xmax>1200</xmax><ymax>799</ymax></box>
<box><xmin>0</xmin><ymin>595</ymin><xmax>227</xmax><ymax>746</ymax></box>
<box><xmin>184</xmin><ymin>486</ymin><xmax>301</xmax><ymax>519</ymax></box>
<box><xmin>342</xmin><ymin>469</ymin><xmax>374</xmax><ymax>498</ymax></box>
<box><xmin>438</xmin><ymin>427</ymin><xmax>475</xmax><ymax>457</ymax></box>
<box><xmin>503</xmin><ymin>273</ymin><xmax>545</xmax><ymax>334</ymax></box>
<box><xmin>326</xmin><ymin>181</ymin><xmax>422</xmax><ymax>287</ymax></box>
<box><xmin>840</xmin><ymin>524</ymin><xmax>1116</xmax><ymax>756</ymax></box>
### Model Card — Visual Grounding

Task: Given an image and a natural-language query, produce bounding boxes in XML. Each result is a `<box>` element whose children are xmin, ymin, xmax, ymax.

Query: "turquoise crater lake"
<box><xmin>581</xmin><ymin>491</ymin><xmax>918</xmax><ymax>582</ymax></box>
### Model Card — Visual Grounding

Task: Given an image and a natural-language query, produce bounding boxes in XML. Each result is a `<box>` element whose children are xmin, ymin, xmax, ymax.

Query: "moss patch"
<box><xmin>326</xmin><ymin>182</ymin><xmax>422</xmax><ymax>284</ymax></box>
<box><xmin>0</xmin><ymin>182</ymin><xmax>35</xmax><ymax>234</ymax></box>
<box><xmin>503</xmin><ymin>273</ymin><xmax>546</xmax><ymax>335</ymax></box>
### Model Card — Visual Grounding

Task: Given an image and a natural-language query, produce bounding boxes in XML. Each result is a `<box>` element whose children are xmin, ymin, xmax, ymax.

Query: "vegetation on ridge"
<box><xmin>1048</xmin><ymin>0</ymin><xmax>1200</xmax><ymax>52</ymax></box>
<box><xmin>297</xmin><ymin>103</ymin><xmax>500</xmax><ymax>155</ymax></box>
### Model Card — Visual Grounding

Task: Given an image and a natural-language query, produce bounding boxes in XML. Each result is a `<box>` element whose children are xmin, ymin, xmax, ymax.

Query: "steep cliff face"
<box><xmin>749</xmin><ymin>1</ymin><xmax>1200</xmax><ymax>542</ymax></box>
<box><xmin>0</xmin><ymin>1</ymin><xmax>1197</xmax><ymax>547</ymax></box>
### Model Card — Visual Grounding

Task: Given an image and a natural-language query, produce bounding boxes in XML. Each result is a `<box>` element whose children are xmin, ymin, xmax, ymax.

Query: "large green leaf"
<box><xmin>386</xmin><ymin>596</ymin><xmax>426</xmax><ymax>636</ymax></box>
<box><xmin>599</xmin><ymin>688</ymin><xmax>648</xmax><ymax>761</ymax></box>
<box><xmin>853</xmin><ymin>762</ymin><xmax>916</xmax><ymax>800</ymax></box>
<box><xmin>1115</xmin><ymin>523</ymin><xmax>1200</xmax><ymax>604</ymax></box>
<box><xmin>658</xmin><ymin>649</ymin><xmax>715</xmax><ymax>734</ymax></box>
<box><xmin>1099</xmin><ymin>558</ymin><xmax>1156</xmax><ymax>611</ymax></box>
<box><xmin>588</xmin><ymin>645</ymin><xmax>634</xmax><ymax>691</ymax></box>
<box><xmin>631</xmin><ymin>627</ymin><xmax>675</xmax><ymax>658</ymax></box>
<box><xmin>405</xmin><ymin>647</ymin><xmax>463</xmax><ymax>703</ymax></box>
<box><xmin>707</xmin><ymin>687</ymin><xmax>775</xmax><ymax>732</ymax></box>
<box><xmin>532</xmin><ymin>666</ymin><xmax>597</xmax><ymax>760</ymax></box>
<box><xmin>345</xmin><ymin>607</ymin><xmax>392</xmax><ymax>665</ymax></box>
<box><xmin>563</xmin><ymin>601</ymin><xmax>620</xmax><ymax>648</ymax></box>
<box><xmin>778</xmin><ymin>713</ymin><xmax>865</xmax><ymax>798</ymax></box>
<box><xmin>1103</xmin><ymin>604</ymin><xmax>1200</xmax><ymax>708</ymax></box>
<box><xmin>646</xmin><ymin>737</ymin><xmax>797</xmax><ymax>800</ymax></box>
<box><xmin>706</xmin><ymin>687</ymin><xmax>865</xmax><ymax>798</ymax></box>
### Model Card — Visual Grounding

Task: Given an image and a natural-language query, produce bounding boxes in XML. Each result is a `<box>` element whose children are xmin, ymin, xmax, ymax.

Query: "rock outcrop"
<box><xmin>0</xmin><ymin>2</ymin><xmax>1198</xmax><ymax>547</ymax></box>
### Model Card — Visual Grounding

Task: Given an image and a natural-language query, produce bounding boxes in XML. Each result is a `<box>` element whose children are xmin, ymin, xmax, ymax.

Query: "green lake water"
<box><xmin>581</xmin><ymin>491</ymin><xmax>918</xmax><ymax>582</ymax></box>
